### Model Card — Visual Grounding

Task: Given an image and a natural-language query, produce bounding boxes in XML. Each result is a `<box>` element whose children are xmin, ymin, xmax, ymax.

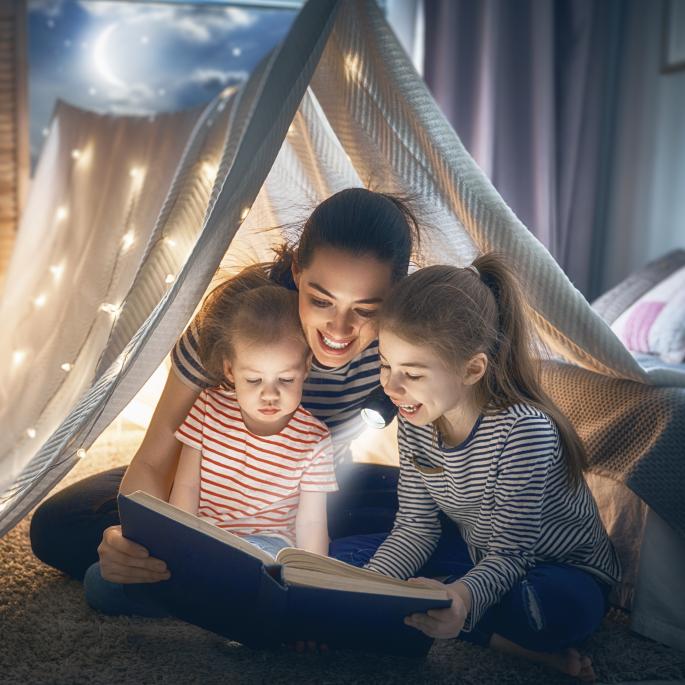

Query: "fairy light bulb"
<box><xmin>100</xmin><ymin>303</ymin><xmax>121</xmax><ymax>316</ymax></box>
<box><xmin>164</xmin><ymin>274</ymin><xmax>175</xmax><ymax>284</ymax></box>
<box><xmin>12</xmin><ymin>350</ymin><xmax>27</xmax><ymax>367</ymax></box>
<box><xmin>240</xmin><ymin>207</ymin><xmax>250</xmax><ymax>221</ymax></box>
<box><xmin>55</xmin><ymin>206</ymin><xmax>68</xmax><ymax>222</ymax></box>
<box><xmin>76</xmin><ymin>449</ymin><xmax>87</xmax><ymax>459</ymax></box>
<box><xmin>26</xmin><ymin>428</ymin><xmax>37</xmax><ymax>439</ymax></box>
<box><xmin>61</xmin><ymin>363</ymin><xmax>73</xmax><ymax>372</ymax></box>
<box><xmin>33</xmin><ymin>294</ymin><xmax>47</xmax><ymax>308</ymax></box>
<box><xmin>201</xmin><ymin>161</ymin><xmax>218</xmax><ymax>184</ymax></box>
<box><xmin>122</xmin><ymin>231</ymin><xmax>135</xmax><ymax>251</ymax></box>
<box><xmin>164</xmin><ymin>237</ymin><xmax>177</xmax><ymax>248</ymax></box>
<box><xmin>129</xmin><ymin>167</ymin><xmax>146</xmax><ymax>192</ymax></box>
<box><xmin>49</xmin><ymin>263</ymin><xmax>64</xmax><ymax>280</ymax></box>
<box><xmin>71</xmin><ymin>149</ymin><xmax>81</xmax><ymax>160</ymax></box>
<box><xmin>344</xmin><ymin>53</ymin><xmax>362</xmax><ymax>82</ymax></box>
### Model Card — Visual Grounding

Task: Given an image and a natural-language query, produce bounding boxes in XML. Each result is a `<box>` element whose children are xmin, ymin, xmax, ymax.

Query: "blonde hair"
<box><xmin>380</xmin><ymin>254</ymin><xmax>587</xmax><ymax>488</ymax></box>
<box><xmin>197</xmin><ymin>265</ymin><xmax>307</xmax><ymax>386</ymax></box>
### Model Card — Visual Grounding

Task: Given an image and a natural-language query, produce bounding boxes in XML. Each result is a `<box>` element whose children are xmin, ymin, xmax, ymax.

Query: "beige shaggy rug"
<box><xmin>2</xmin><ymin>422</ymin><xmax>685</xmax><ymax>685</ymax></box>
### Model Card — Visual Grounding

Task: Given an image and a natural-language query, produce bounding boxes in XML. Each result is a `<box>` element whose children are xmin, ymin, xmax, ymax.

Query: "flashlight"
<box><xmin>360</xmin><ymin>385</ymin><xmax>397</xmax><ymax>429</ymax></box>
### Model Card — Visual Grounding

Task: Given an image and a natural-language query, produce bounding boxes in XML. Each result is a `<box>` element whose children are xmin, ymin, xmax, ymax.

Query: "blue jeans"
<box><xmin>83</xmin><ymin>534</ymin><xmax>289</xmax><ymax>617</ymax></box>
<box><xmin>329</xmin><ymin>527</ymin><xmax>610</xmax><ymax>652</ymax></box>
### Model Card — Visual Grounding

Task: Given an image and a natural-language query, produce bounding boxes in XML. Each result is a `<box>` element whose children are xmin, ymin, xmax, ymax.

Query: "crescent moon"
<box><xmin>93</xmin><ymin>23</ymin><xmax>127</xmax><ymax>90</ymax></box>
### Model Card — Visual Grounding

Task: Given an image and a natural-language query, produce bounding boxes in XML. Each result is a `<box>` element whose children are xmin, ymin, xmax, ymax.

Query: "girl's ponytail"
<box><xmin>473</xmin><ymin>254</ymin><xmax>588</xmax><ymax>488</ymax></box>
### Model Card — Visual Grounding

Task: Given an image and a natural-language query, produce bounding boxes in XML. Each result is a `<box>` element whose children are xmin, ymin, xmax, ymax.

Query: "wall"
<box><xmin>602</xmin><ymin>0</ymin><xmax>685</xmax><ymax>292</ymax></box>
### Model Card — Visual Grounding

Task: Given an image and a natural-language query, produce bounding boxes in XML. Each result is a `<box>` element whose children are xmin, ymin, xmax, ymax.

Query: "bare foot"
<box><xmin>490</xmin><ymin>634</ymin><xmax>596</xmax><ymax>681</ymax></box>
<box><xmin>547</xmin><ymin>647</ymin><xmax>596</xmax><ymax>681</ymax></box>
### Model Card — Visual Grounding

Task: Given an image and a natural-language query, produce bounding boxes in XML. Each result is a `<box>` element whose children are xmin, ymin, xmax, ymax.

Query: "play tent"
<box><xmin>1</xmin><ymin>1</ymin><xmax>684</xmax><ymax>640</ymax></box>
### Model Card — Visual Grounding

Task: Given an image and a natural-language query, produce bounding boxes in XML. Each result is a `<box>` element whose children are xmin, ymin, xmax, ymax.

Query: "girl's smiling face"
<box><xmin>293</xmin><ymin>246</ymin><xmax>394</xmax><ymax>368</ymax></box>
<box><xmin>378</xmin><ymin>328</ymin><xmax>487</xmax><ymax>436</ymax></box>
<box><xmin>378</xmin><ymin>329</ymin><xmax>464</xmax><ymax>426</ymax></box>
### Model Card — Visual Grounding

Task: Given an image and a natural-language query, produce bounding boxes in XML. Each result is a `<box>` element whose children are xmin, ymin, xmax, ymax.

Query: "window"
<box><xmin>27</xmin><ymin>0</ymin><xmax>300</xmax><ymax>169</ymax></box>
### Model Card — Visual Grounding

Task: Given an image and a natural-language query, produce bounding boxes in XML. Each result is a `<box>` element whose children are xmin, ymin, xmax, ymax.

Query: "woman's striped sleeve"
<box><xmin>171</xmin><ymin>318</ymin><xmax>220</xmax><ymax>391</ymax></box>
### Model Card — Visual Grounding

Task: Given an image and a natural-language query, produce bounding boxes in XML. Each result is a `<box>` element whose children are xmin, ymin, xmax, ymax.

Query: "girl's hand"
<box><xmin>98</xmin><ymin>525</ymin><xmax>171</xmax><ymax>584</ymax></box>
<box><xmin>403</xmin><ymin>577</ymin><xmax>469</xmax><ymax>639</ymax></box>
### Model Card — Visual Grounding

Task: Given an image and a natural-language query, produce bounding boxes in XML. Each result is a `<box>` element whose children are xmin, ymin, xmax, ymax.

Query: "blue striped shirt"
<box><xmin>171</xmin><ymin>321</ymin><xmax>380</xmax><ymax>464</ymax></box>
<box><xmin>366</xmin><ymin>403</ymin><xmax>621</xmax><ymax>630</ymax></box>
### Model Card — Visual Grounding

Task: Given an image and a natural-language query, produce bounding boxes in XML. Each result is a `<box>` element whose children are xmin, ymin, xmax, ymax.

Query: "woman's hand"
<box><xmin>98</xmin><ymin>525</ymin><xmax>171</xmax><ymax>584</ymax></box>
<box><xmin>403</xmin><ymin>577</ymin><xmax>470</xmax><ymax>639</ymax></box>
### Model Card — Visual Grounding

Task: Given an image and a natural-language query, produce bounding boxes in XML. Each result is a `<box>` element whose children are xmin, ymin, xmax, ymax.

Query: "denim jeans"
<box><xmin>83</xmin><ymin>534</ymin><xmax>290</xmax><ymax>617</ymax></box>
<box><xmin>329</xmin><ymin>528</ymin><xmax>610</xmax><ymax>652</ymax></box>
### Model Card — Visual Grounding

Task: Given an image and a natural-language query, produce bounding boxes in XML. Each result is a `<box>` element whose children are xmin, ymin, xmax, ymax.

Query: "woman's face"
<box><xmin>293</xmin><ymin>246</ymin><xmax>394</xmax><ymax>367</ymax></box>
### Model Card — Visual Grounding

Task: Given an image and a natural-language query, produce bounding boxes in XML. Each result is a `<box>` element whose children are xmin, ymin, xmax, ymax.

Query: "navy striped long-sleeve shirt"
<box><xmin>366</xmin><ymin>403</ymin><xmax>621</xmax><ymax>630</ymax></box>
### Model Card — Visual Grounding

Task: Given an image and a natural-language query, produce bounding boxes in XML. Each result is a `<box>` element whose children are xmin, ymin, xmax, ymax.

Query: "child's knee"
<box><xmin>522</xmin><ymin>572</ymin><xmax>606</xmax><ymax>645</ymax></box>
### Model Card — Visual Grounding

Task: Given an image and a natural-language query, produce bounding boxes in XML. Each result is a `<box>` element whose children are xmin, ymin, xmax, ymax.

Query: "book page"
<box><xmin>127</xmin><ymin>491</ymin><xmax>274</xmax><ymax>565</ymax></box>
<box><xmin>276</xmin><ymin>548</ymin><xmax>436</xmax><ymax>591</ymax></box>
<box><xmin>281</xmin><ymin>567</ymin><xmax>449</xmax><ymax>601</ymax></box>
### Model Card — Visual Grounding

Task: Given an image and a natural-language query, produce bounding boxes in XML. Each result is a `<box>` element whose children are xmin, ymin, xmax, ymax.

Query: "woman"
<box><xmin>30</xmin><ymin>187</ymin><xmax>424</xmax><ymax>588</ymax></box>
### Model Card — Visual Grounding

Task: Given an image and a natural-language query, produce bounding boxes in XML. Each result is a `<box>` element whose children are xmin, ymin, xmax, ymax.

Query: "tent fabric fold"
<box><xmin>1</xmin><ymin>0</ymin><xmax>683</xmax><ymax>539</ymax></box>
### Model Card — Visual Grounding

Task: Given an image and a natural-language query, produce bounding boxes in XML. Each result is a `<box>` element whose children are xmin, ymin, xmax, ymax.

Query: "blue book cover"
<box><xmin>118</xmin><ymin>491</ymin><xmax>451</xmax><ymax>655</ymax></box>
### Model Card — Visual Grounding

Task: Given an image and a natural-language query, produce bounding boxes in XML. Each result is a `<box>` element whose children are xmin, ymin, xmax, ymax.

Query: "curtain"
<box><xmin>423</xmin><ymin>0</ymin><xmax>626</xmax><ymax>298</ymax></box>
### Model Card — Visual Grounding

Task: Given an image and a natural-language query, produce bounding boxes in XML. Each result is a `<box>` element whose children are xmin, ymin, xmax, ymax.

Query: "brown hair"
<box><xmin>269</xmin><ymin>187</ymin><xmax>421</xmax><ymax>288</ymax></box>
<box><xmin>380</xmin><ymin>254</ymin><xmax>588</xmax><ymax>488</ymax></box>
<box><xmin>198</xmin><ymin>264</ymin><xmax>307</xmax><ymax>385</ymax></box>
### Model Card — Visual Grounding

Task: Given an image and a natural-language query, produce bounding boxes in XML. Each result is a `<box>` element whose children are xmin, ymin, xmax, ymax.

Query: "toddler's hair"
<box><xmin>380</xmin><ymin>253</ymin><xmax>587</xmax><ymax>488</ymax></box>
<box><xmin>197</xmin><ymin>265</ymin><xmax>307</xmax><ymax>384</ymax></box>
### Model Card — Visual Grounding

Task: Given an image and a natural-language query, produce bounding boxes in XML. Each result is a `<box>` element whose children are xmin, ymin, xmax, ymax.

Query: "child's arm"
<box><xmin>169</xmin><ymin>444</ymin><xmax>202</xmax><ymax>515</ymax></box>
<box><xmin>365</xmin><ymin>423</ymin><xmax>442</xmax><ymax>579</ymax></box>
<box><xmin>406</xmin><ymin>415</ymin><xmax>557</xmax><ymax>638</ymax></box>
<box><xmin>295</xmin><ymin>491</ymin><xmax>329</xmax><ymax>556</ymax></box>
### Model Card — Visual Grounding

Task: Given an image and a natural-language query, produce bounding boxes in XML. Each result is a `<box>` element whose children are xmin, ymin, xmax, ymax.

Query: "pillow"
<box><xmin>611</xmin><ymin>265</ymin><xmax>685</xmax><ymax>363</ymax></box>
<box><xmin>592</xmin><ymin>249</ymin><xmax>685</xmax><ymax>325</ymax></box>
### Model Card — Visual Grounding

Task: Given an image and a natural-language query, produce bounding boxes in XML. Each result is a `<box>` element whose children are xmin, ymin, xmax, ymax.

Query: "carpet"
<box><xmin>2</xmin><ymin>422</ymin><xmax>684</xmax><ymax>685</ymax></box>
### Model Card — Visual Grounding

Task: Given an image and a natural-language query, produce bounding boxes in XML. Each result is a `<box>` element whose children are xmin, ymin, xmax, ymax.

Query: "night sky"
<box><xmin>27</xmin><ymin>0</ymin><xmax>298</xmax><ymax>166</ymax></box>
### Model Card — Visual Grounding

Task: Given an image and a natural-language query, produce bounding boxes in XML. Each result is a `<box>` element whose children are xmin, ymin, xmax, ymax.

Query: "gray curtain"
<box><xmin>423</xmin><ymin>0</ymin><xmax>626</xmax><ymax>298</ymax></box>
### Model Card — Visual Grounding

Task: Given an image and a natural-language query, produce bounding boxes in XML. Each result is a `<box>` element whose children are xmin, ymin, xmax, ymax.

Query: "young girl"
<box><xmin>331</xmin><ymin>255</ymin><xmax>620</xmax><ymax>680</ymax></box>
<box><xmin>168</xmin><ymin>268</ymin><xmax>337</xmax><ymax>558</ymax></box>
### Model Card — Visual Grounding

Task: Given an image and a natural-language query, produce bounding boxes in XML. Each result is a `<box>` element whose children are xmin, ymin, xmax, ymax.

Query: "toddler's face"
<box><xmin>224</xmin><ymin>337</ymin><xmax>310</xmax><ymax>436</ymax></box>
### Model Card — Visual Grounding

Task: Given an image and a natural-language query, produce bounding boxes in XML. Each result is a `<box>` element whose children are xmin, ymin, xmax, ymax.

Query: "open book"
<box><xmin>118</xmin><ymin>491</ymin><xmax>450</xmax><ymax>656</ymax></box>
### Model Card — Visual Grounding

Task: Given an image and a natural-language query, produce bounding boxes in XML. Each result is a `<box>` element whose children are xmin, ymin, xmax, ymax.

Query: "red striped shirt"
<box><xmin>175</xmin><ymin>388</ymin><xmax>338</xmax><ymax>545</ymax></box>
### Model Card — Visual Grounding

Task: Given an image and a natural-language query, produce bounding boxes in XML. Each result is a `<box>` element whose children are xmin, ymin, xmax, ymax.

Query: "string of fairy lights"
<box><xmin>0</xmin><ymin>89</ymin><xmax>257</xmax><ymax>516</ymax></box>
<box><xmin>2</xmin><ymin>47</ymin><xmax>366</xmax><ymax>517</ymax></box>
